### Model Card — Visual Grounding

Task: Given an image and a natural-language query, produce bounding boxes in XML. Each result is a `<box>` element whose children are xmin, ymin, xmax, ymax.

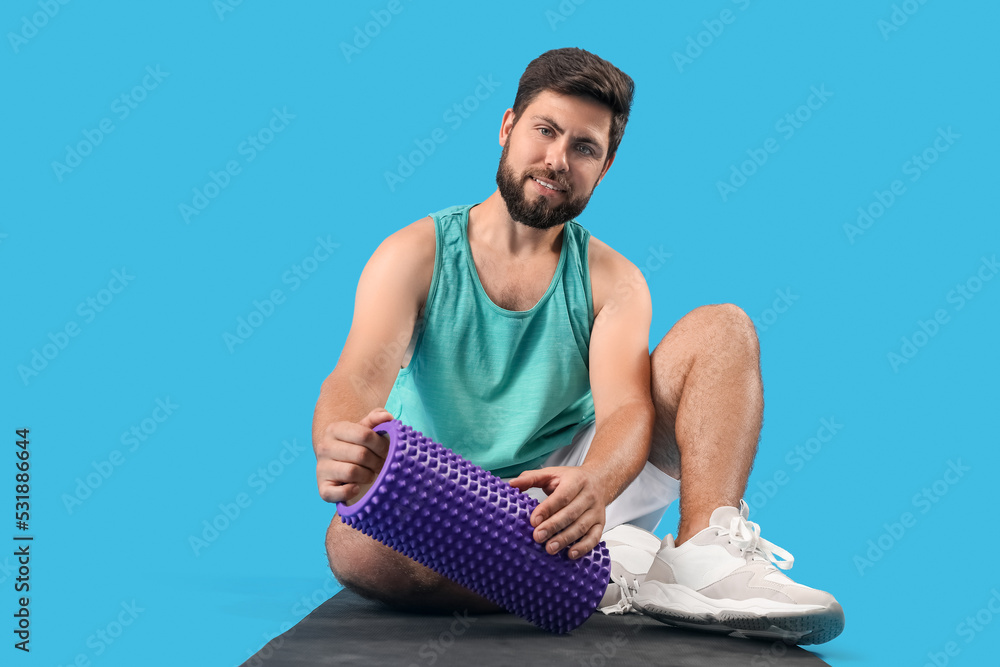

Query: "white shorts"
<box><xmin>509</xmin><ymin>420</ymin><xmax>680</xmax><ymax>534</ymax></box>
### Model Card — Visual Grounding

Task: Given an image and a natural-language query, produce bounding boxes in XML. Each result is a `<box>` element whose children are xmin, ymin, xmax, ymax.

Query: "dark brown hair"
<box><xmin>511</xmin><ymin>47</ymin><xmax>634</xmax><ymax>159</ymax></box>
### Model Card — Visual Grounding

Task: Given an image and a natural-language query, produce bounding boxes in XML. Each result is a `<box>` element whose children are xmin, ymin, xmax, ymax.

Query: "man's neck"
<box><xmin>469</xmin><ymin>190</ymin><xmax>564</xmax><ymax>261</ymax></box>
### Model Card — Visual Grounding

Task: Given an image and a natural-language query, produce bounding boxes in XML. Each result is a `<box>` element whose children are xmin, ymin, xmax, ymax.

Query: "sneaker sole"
<box><xmin>634</xmin><ymin>585</ymin><xmax>845</xmax><ymax>645</ymax></box>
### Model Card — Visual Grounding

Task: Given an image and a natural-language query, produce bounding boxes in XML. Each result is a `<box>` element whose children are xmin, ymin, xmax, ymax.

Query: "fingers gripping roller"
<box><xmin>338</xmin><ymin>419</ymin><xmax>611</xmax><ymax>634</ymax></box>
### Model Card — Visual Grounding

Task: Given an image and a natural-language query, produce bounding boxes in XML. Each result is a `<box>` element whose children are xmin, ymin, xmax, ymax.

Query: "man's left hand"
<box><xmin>507</xmin><ymin>466</ymin><xmax>609</xmax><ymax>560</ymax></box>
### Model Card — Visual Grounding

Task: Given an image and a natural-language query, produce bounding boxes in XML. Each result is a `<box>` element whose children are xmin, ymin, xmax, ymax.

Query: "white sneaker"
<box><xmin>596</xmin><ymin>523</ymin><xmax>662</xmax><ymax>615</ymax></box>
<box><xmin>632</xmin><ymin>501</ymin><xmax>845</xmax><ymax>645</ymax></box>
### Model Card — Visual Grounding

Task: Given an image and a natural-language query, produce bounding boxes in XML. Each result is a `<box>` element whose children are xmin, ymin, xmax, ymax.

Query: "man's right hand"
<box><xmin>315</xmin><ymin>407</ymin><xmax>394</xmax><ymax>504</ymax></box>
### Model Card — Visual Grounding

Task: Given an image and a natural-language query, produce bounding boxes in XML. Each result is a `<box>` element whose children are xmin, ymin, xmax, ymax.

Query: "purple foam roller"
<box><xmin>338</xmin><ymin>419</ymin><xmax>611</xmax><ymax>633</ymax></box>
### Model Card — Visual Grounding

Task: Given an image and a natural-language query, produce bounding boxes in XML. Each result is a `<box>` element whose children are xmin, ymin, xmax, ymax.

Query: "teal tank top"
<box><xmin>384</xmin><ymin>203</ymin><xmax>596</xmax><ymax>478</ymax></box>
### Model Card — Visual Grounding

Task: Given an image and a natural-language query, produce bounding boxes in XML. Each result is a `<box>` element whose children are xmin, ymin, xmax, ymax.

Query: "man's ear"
<box><xmin>499</xmin><ymin>108</ymin><xmax>516</xmax><ymax>147</ymax></box>
<box><xmin>595</xmin><ymin>151</ymin><xmax>616</xmax><ymax>188</ymax></box>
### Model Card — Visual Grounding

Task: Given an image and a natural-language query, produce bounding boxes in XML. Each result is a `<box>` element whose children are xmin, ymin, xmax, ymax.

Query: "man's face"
<box><xmin>495</xmin><ymin>90</ymin><xmax>615</xmax><ymax>230</ymax></box>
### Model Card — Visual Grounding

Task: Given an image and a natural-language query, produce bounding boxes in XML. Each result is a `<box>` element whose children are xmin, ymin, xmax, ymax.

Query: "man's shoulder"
<box><xmin>586</xmin><ymin>234</ymin><xmax>650</xmax><ymax>318</ymax></box>
<box><xmin>427</xmin><ymin>203</ymin><xmax>474</xmax><ymax>220</ymax></box>
<box><xmin>393</xmin><ymin>215</ymin><xmax>436</xmax><ymax>242</ymax></box>
<box><xmin>386</xmin><ymin>203</ymin><xmax>473</xmax><ymax>250</ymax></box>
<box><xmin>587</xmin><ymin>234</ymin><xmax>646</xmax><ymax>285</ymax></box>
<box><xmin>380</xmin><ymin>214</ymin><xmax>437</xmax><ymax>257</ymax></box>
<box><xmin>363</xmin><ymin>216</ymin><xmax>437</xmax><ymax>312</ymax></box>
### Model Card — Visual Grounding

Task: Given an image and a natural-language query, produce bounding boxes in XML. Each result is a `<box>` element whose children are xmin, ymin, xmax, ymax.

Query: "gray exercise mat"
<box><xmin>240</xmin><ymin>590</ymin><xmax>832</xmax><ymax>666</ymax></box>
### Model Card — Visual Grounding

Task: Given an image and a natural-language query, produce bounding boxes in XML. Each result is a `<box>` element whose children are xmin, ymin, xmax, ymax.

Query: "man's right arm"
<box><xmin>313</xmin><ymin>217</ymin><xmax>435</xmax><ymax>504</ymax></box>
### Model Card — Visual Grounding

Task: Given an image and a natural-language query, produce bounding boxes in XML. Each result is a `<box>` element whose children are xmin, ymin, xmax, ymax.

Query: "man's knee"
<box><xmin>326</xmin><ymin>515</ymin><xmax>407</xmax><ymax>602</ymax></box>
<box><xmin>325</xmin><ymin>517</ymin><xmax>363</xmax><ymax>589</ymax></box>
<box><xmin>691</xmin><ymin>302</ymin><xmax>755</xmax><ymax>334</ymax></box>
<box><xmin>326</xmin><ymin>516</ymin><xmax>506</xmax><ymax>614</ymax></box>
<box><xmin>684</xmin><ymin>303</ymin><xmax>758</xmax><ymax>355</ymax></box>
<box><xmin>651</xmin><ymin>303</ymin><xmax>758</xmax><ymax>381</ymax></box>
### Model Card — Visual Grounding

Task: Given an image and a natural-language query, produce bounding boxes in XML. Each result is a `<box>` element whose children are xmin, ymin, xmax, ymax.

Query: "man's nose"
<box><xmin>545</xmin><ymin>140</ymin><xmax>569</xmax><ymax>173</ymax></box>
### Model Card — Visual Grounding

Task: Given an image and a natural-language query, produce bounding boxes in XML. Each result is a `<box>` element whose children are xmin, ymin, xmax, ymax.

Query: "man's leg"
<box><xmin>326</xmin><ymin>512</ymin><xmax>504</xmax><ymax>614</ymax></box>
<box><xmin>636</xmin><ymin>304</ymin><xmax>844</xmax><ymax>645</ymax></box>
<box><xmin>647</xmin><ymin>303</ymin><xmax>763</xmax><ymax>545</ymax></box>
<box><xmin>327</xmin><ymin>417</ymin><xmax>615</xmax><ymax>615</ymax></box>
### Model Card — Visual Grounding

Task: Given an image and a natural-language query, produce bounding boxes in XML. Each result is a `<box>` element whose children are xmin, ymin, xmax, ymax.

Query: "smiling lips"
<box><xmin>529</xmin><ymin>176</ymin><xmax>567</xmax><ymax>194</ymax></box>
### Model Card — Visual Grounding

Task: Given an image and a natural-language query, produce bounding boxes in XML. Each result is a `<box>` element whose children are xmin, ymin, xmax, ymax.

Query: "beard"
<box><xmin>495</xmin><ymin>141</ymin><xmax>596</xmax><ymax>230</ymax></box>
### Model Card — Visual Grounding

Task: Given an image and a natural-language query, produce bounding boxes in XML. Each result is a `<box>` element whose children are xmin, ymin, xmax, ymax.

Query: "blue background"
<box><xmin>2</xmin><ymin>1</ymin><xmax>997</xmax><ymax>665</ymax></box>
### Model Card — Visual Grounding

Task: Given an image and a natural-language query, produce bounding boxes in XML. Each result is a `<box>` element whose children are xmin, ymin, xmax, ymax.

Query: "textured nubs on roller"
<box><xmin>338</xmin><ymin>419</ymin><xmax>611</xmax><ymax>634</ymax></box>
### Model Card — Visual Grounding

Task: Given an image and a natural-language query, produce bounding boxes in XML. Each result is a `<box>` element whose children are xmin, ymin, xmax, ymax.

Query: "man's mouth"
<box><xmin>529</xmin><ymin>176</ymin><xmax>566</xmax><ymax>193</ymax></box>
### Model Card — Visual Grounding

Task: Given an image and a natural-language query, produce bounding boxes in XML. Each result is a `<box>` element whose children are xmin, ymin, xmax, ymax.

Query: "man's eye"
<box><xmin>538</xmin><ymin>127</ymin><xmax>552</xmax><ymax>136</ymax></box>
<box><xmin>577</xmin><ymin>145</ymin><xmax>594</xmax><ymax>156</ymax></box>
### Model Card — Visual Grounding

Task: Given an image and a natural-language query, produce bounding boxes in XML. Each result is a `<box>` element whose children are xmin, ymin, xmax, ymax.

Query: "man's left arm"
<box><xmin>580</xmin><ymin>270</ymin><xmax>656</xmax><ymax>503</ymax></box>
<box><xmin>509</xmin><ymin>256</ymin><xmax>654</xmax><ymax>559</ymax></box>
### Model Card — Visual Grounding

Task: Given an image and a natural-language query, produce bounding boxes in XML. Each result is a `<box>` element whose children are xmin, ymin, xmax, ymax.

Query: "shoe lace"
<box><xmin>601</xmin><ymin>571</ymin><xmax>641</xmax><ymax>615</ymax></box>
<box><xmin>725</xmin><ymin>500</ymin><xmax>795</xmax><ymax>571</ymax></box>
